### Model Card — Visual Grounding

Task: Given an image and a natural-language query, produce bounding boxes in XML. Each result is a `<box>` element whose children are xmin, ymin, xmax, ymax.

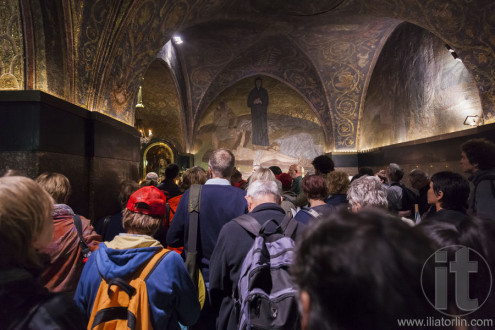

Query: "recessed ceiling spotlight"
<box><xmin>173</xmin><ymin>36</ymin><xmax>183</xmax><ymax>44</ymax></box>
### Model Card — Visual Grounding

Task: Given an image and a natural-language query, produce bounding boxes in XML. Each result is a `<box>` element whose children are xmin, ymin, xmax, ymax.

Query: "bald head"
<box><xmin>289</xmin><ymin>164</ymin><xmax>302</xmax><ymax>179</ymax></box>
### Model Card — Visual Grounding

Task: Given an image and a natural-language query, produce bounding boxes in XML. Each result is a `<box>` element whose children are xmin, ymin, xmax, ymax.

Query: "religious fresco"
<box><xmin>194</xmin><ymin>76</ymin><xmax>326</xmax><ymax>175</ymax></box>
<box><xmin>0</xmin><ymin>0</ymin><xmax>23</xmax><ymax>90</ymax></box>
<box><xmin>141</xmin><ymin>59</ymin><xmax>185</xmax><ymax>152</ymax></box>
<box><xmin>359</xmin><ymin>23</ymin><xmax>482</xmax><ymax>150</ymax></box>
<box><xmin>195</xmin><ymin>35</ymin><xmax>333</xmax><ymax>147</ymax></box>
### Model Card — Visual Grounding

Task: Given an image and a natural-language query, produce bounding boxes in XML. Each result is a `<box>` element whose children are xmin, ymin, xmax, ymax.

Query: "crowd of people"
<box><xmin>1</xmin><ymin>138</ymin><xmax>494</xmax><ymax>329</ymax></box>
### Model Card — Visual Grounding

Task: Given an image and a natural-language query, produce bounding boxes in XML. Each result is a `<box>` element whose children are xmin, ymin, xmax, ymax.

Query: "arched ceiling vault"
<box><xmin>190</xmin><ymin>34</ymin><xmax>333</xmax><ymax>147</ymax></box>
<box><xmin>8</xmin><ymin>0</ymin><xmax>495</xmax><ymax>151</ymax></box>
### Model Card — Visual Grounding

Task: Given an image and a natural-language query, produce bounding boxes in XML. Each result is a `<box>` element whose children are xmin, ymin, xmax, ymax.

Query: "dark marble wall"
<box><xmin>0</xmin><ymin>91</ymin><xmax>140</xmax><ymax>221</ymax></box>
<box><xmin>359</xmin><ymin>23</ymin><xmax>482</xmax><ymax>149</ymax></box>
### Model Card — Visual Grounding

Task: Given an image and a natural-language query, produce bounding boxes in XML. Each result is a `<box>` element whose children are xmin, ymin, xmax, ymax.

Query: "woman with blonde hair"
<box><xmin>0</xmin><ymin>176</ymin><xmax>84</xmax><ymax>328</ymax></box>
<box><xmin>325</xmin><ymin>170</ymin><xmax>350</xmax><ymax>208</ymax></box>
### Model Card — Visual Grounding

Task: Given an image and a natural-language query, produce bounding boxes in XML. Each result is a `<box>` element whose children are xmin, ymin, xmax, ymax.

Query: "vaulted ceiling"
<box><xmin>2</xmin><ymin>0</ymin><xmax>495</xmax><ymax>151</ymax></box>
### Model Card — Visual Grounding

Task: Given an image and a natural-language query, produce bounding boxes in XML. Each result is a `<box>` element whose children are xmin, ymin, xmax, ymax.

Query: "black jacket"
<box><xmin>0</xmin><ymin>268</ymin><xmax>84</xmax><ymax>329</ymax></box>
<box><xmin>209</xmin><ymin>203</ymin><xmax>304</xmax><ymax>330</ymax></box>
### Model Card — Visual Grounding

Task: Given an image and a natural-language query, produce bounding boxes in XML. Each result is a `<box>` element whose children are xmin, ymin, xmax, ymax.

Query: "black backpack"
<box><xmin>391</xmin><ymin>182</ymin><xmax>418</xmax><ymax>213</ymax></box>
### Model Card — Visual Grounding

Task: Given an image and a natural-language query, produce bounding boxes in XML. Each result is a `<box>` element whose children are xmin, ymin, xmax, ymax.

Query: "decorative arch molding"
<box><xmin>193</xmin><ymin>35</ymin><xmax>333</xmax><ymax>148</ymax></box>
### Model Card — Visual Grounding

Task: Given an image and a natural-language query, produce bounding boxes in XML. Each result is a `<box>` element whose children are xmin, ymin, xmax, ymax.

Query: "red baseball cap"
<box><xmin>126</xmin><ymin>186</ymin><xmax>166</xmax><ymax>216</ymax></box>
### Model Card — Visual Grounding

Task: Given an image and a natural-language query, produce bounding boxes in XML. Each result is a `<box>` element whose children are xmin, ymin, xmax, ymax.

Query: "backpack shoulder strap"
<box><xmin>188</xmin><ymin>184</ymin><xmax>202</xmax><ymax>213</ymax></box>
<box><xmin>73</xmin><ymin>215</ymin><xmax>91</xmax><ymax>257</ymax></box>
<box><xmin>101</xmin><ymin>215</ymin><xmax>111</xmax><ymax>240</ymax></box>
<box><xmin>233</xmin><ymin>214</ymin><xmax>262</xmax><ymax>237</ymax></box>
<box><xmin>280</xmin><ymin>214</ymin><xmax>298</xmax><ymax>239</ymax></box>
<box><xmin>188</xmin><ymin>185</ymin><xmax>203</xmax><ymax>254</ymax></box>
<box><xmin>138</xmin><ymin>248</ymin><xmax>171</xmax><ymax>281</ymax></box>
<box><xmin>301</xmin><ymin>208</ymin><xmax>320</xmax><ymax>219</ymax></box>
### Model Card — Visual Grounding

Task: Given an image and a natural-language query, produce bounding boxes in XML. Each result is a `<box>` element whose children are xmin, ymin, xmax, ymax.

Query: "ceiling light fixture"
<box><xmin>173</xmin><ymin>36</ymin><xmax>183</xmax><ymax>44</ymax></box>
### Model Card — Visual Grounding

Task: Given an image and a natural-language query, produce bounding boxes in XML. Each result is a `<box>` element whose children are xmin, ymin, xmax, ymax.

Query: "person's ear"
<box><xmin>300</xmin><ymin>290</ymin><xmax>311</xmax><ymax>330</ymax></box>
<box><xmin>245</xmin><ymin>195</ymin><xmax>253</xmax><ymax>211</ymax></box>
<box><xmin>278</xmin><ymin>196</ymin><xmax>283</xmax><ymax>205</ymax></box>
<box><xmin>352</xmin><ymin>202</ymin><xmax>361</xmax><ymax>213</ymax></box>
<box><xmin>437</xmin><ymin>190</ymin><xmax>444</xmax><ymax>201</ymax></box>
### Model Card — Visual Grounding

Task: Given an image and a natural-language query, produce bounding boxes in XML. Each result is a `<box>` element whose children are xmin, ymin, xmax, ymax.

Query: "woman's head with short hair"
<box><xmin>35</xmin><ymin>172</ymin><xmax>71</xmax><ymax>204</ymax></box>
<box><xmin>0</xmin><ymin>176</ymin><xmax>53</xmax><ymax>270</ymax></box>
<box><xmin>181</xmin><ymin>166</ymin><xmax>207</xmax><ymax>192</ymax></box>
<box><xmin>429</xmin><ymin>171</ymin><xmax>470</xmax><ymax>212</ymax></box>
<box><xmin>326</xmin><ymin>171</ymin><xmax>350</xmax><ymax>195</ymax></box>
<box><xmin>303</xmin><ymin>174</ymin><xmax>328</xmax><ymax>201</ymax></box>
<box><xmin>347</xmin><ymin>175</ymin><xmax>387</xmax><ymax>211</ymax></box>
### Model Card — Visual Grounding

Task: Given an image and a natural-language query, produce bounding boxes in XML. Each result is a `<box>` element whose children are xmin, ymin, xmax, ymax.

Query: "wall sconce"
<box><xmin>464</xmin><ymin>115</ymin><xmax>483</xmax><ymax>127</ymax></box>
<box><xmin>135</xmin><ymin>118</ymin><xmax>152</xmax><ymax>145</ymax></box>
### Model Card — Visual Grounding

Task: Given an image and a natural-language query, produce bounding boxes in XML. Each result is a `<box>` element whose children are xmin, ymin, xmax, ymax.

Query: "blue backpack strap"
<box><xmin>233</xmin><ymin>214</ymin><xmax>261</xmax><ymax>237</ymax></box>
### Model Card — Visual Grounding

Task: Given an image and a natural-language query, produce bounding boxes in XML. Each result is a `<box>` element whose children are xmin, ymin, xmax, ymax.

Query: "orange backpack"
<box><xmin>87</xmin><ymin>249</ymin><xmax>170</xmax><ymax>330</ymax></box>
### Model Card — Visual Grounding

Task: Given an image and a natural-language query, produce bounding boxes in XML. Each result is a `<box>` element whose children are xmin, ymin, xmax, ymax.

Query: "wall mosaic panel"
<box><xmin>194</xmin><ymin>76</ymin><xmax>326</xmax><ymax>175</ymax></box>
<box><xmin>292</xmin><ymin>19</ymin><xmax>400</xmax><ymax>150</ymax></box>
<box><xmin>0</xmin><ymin>0</ymin><xmax>24</xmax><ymax>90</ymax></box>
<box><xmin>359</xmin><ymin>23</ymin><xmax>482</xmax><ymax>150</ymax></box>
<box><xmin>360</xmin><ymin>0</ymin><xmax>495</xmax><ymax>122</ymax></box>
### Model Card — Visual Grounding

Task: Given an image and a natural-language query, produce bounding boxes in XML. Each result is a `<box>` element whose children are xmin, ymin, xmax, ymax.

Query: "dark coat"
<box><xmin>166</xmin><ymin>183</ymin><xmax>248</xmax><ymax>283</ymax></box>
<box><xmin>209</xmin><ymin>203</ymin><xmax>305</xmax><ymax>330</ymax></box>
<box><xmin>0</xmin><ymin>268</ymin><xmax>85</xmax><ymax>329</ymax></box>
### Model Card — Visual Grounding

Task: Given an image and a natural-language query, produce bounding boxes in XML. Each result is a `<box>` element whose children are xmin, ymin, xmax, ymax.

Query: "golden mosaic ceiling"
<box><xmin>2</xmin><ymin>0</ymin><xmax>495</xmax><ymax>151</ymax></box>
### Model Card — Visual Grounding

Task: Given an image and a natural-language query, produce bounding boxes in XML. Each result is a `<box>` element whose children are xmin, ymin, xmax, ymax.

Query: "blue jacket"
<box><xmin>166</xmin><ymin>183</ymin><xmax>248</xmax><ymax>283</ymax></box>
<box><xmin>74</xmin><ymin>242</ymin><xmax>200</xmax><ymax>329</ymax></box>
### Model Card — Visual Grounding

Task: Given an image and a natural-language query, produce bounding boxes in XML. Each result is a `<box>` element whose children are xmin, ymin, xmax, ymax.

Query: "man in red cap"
<box><xmin>75</xmin><ymin>186</ymin><xmax>200</xmax><ymax>329</ymax></box>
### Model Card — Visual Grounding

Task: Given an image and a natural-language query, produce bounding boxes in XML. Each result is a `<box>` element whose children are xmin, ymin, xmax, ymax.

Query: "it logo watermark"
<box><xmin>421</xmin><ymin>245</ymin><xmax>492</xmax><ymax>317</ymax></box>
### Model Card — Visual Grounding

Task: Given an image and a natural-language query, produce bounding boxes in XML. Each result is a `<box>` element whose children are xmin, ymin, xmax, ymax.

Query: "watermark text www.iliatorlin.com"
<box><xmin>397</xmin><ymin>317</ymin><xmax>493</xmax><ymax>327</ymax></box>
